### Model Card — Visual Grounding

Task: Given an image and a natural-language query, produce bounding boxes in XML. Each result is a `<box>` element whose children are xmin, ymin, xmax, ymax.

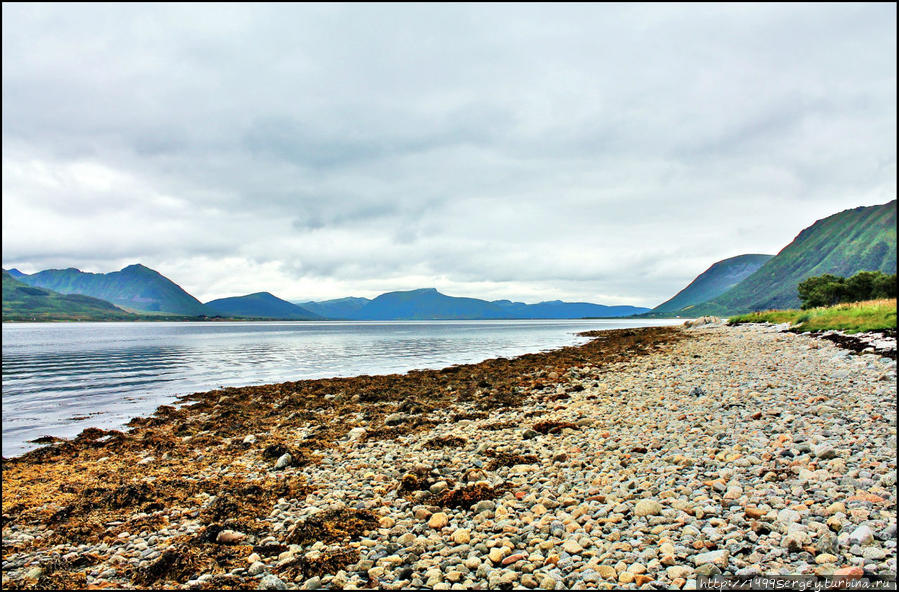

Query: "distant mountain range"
<box><xmin>655</xmin><ymin>199</ymin><xmax>897</xmax><ymax>316</ymax></box>
<box><xmin>2</xmin><ymin>267</ymin><xmax>648</xmax><ymax>321</ymax></box>
<box><xmin>4</xmin><ymin>200</ymin><xmax>894</xmax><ymax>322</ymax></box>
<box><xmin>297</xmin><ymin>288</ymin><xmax>648</xmax><ymax>320</ymax></box>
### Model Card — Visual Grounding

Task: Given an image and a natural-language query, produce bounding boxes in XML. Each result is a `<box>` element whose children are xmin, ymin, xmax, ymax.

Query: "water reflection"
<box><xmin>2</xmin><ymin>319</ymin><xmax>681</xmax><ymax>456</ymax></box>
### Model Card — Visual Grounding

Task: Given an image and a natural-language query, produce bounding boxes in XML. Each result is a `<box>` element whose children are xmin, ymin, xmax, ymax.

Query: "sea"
<box><xmin>1</xmin><ymin>318</ymin><xmax>681</xmax><ymax>456</ymax></box>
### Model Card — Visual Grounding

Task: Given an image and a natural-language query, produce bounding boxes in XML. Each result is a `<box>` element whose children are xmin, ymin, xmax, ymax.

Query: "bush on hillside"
<box><xmin>798</xmin><ymin>271</ymin><xmax>896</xmax><ymax>309</ymax></box>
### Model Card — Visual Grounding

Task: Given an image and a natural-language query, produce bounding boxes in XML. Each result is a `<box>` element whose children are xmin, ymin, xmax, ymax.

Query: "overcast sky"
<box><xmin>2</xmin><ymin>3</ymin><xmax>895</xmax><ymax>306</ymax></box>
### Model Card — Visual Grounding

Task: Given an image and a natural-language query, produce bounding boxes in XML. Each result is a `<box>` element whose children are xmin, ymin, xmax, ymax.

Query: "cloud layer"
<box><xmin>3</xmin><ymin>4</ymin><xmax>895</xmax><ymax>306</ymax></box>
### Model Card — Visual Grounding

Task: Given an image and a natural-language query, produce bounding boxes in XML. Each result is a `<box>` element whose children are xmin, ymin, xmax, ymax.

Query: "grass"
<box><xmin>729</xmin><ymin>299</ymin><xmax>897</xmax><ymax>334</ymax></box>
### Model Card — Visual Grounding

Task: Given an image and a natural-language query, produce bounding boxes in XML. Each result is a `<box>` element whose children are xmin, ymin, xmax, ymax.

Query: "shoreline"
<box><xmin>1</xmin><ymin>318</ymin><xmax>681</xmax><ymax>458</ymax></box>
<box><xmin>2</xmin><ymin>324</ymin><xmax>896</xmax><ymax>589</ymax></box>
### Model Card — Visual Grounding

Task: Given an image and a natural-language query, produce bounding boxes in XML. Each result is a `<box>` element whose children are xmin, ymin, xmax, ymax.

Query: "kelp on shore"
<box><xmin>2</xmin><ymin>326</ymin><xmax>683</xmax><ymax>590</ymax></box>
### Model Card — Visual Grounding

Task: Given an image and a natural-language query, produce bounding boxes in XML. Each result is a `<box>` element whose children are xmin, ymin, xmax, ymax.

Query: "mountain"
<box><xmin>302</xmin><ymin>288</ymin><xmax>649</xmax><ymax>320</ymax></box>
<box><xmin>17</xmin><ymin>263</ymin><xmax>210</xmax><ymax>316</ymax></box>
<box><xmin>205</xmin><ymin>292</ymin><xmax>321</xmax><ymax>320</ymax></box>
<box><xmin>690</xmin><ymin>200</ymin><xmax>897</xmax><ymax>315</ymax></box>
<box><xmin>350</xmin><ymin>288</ymin><xmax>501</xmax><ymax>320</ymax></box>
<box><xmin>492</xmin><ymin>299</ymin><xmax>650</xmax><ymax>319</ymax></box>
<box><xmin>6</xmin><ymin>268</ymin><xmax>27</xmax><ymax>279</ymax></box>
<box><xmin>296</xmin><ymin>297</ymin><xmax>371</xmax><ymax>319</ymax></box>
<box><xmin>2</xmin><ymin>270</ymin><xmax>137</xmax><ymax>321</ymax></box>
<box><xmin>650</xmin><ymin>254</ymin><xmax>773</xmax><ymax>314</ymax></box>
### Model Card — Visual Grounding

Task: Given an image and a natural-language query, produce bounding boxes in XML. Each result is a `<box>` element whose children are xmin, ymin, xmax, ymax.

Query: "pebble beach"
<box><xmin>2</xmin><ymin>322</ymin><xmax>896</xmax><ymax>590</ymax></box>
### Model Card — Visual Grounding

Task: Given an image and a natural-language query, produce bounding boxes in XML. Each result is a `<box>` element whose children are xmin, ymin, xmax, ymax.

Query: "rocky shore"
<box><xmin>2</xmin><ymin>323</ymin><xmax>896</xmax><ymax>590</ymax></box>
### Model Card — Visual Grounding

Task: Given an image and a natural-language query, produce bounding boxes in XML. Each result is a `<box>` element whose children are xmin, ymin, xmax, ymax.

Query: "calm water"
<box><xmin>2</xmin><ymin>319</ymin><xmax>680</xmax><ymax>456</ymax></box>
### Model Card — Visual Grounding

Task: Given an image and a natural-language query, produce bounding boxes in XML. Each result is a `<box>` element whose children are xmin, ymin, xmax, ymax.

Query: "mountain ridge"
<box><xmin>298</xmin><ymin>288</ymin><xmax>649</xmax><ymax>320</ymax></box>
<box><xmin>17</xmin><ymin>264</ymin><xmax>210</xmax><ymax>316</ymax></box>
<box><xmin>686</xmin><ymin>200</ymin><xmax>897</xmax><ymax>315</ymax></box>
<box><xmin>205</xmin><ymin>292</ymin><xmax>321</xmax><ymax>320</ymax></box>
<box><xmin>2</xmin><ymin>270</ymin><xmax>138</xmax><ymax>321</ymax></box>
<box><xmin>648</xmin><ymin>254</ymin><xmax>773</xmax><ymax>315</ymax></box>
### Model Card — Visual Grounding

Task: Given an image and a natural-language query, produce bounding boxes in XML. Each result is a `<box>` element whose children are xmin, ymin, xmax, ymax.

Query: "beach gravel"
<box><xmin>1</xmin><ymin>323</ymin><xmax>895</xmax><ymax>589</ymax></box>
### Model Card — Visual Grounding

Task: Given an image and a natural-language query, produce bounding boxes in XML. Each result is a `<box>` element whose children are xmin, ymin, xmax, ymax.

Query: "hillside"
<box><xmin>17</xmin><ymin>264</ymin><xmax>210</xmax><ymax>316</ymax></box>
<box><xmin>691</xmin><ymin>200</ymin><xmax>897</xmax><ymax>315</ymax></box>
<box><xmin>205</xmin><ymin>292</ymin><xmax>321</xmax><ymax>320</ymax></box>
<box><xmin>650</xmin><ymin>254</ymin><xmax>773</xmax><ymax>314</ymax></box>
<box><xmin>2</xmin><ymin>270</ymin><xmax>137</xmax><ymax>321</ymax></box>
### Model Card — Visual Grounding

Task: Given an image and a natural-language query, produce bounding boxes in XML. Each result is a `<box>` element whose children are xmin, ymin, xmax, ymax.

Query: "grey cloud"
<box><xmin>2</xmin><ymin>3</ymin><xmax>895</xmax><ymax>306</ymax></box>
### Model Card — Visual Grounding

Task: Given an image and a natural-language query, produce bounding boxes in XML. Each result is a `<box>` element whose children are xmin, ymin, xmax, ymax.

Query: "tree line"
<box><xmin>797</xmin><ymin>270</ymin><xmax>897</xmax><ymax>309</ymax></box>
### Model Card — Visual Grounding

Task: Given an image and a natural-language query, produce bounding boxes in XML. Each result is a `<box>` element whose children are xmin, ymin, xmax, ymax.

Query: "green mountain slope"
<box><xmin>2</xmin><ymin>270</ymin><xmax>137</xmax><ymax>321</ymax></box>
<box><xmin>205</xmin><ymin>292</ymin><xmax>321</xmax><ymax>320</ymax></box>
<box><xmin>18</xmin><ymin>264</ymin><xmax>210</xmax><ymax>316</ymax></box>
<box><xmin>650</xmin><ymin>254</ymin><xmax>773</xmax><ymax>314</ymax></box>
<box><xmin>691</xmin><ymin>200</ymin><xmax>897</xmax><ymax>315</ymax></box>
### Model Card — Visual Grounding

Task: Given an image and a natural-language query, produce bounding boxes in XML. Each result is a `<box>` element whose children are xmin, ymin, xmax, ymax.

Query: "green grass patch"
<box><xmin>729</xmin><ymin>299</ymin><xmax>896</xmax><ymax>334</ymax></box>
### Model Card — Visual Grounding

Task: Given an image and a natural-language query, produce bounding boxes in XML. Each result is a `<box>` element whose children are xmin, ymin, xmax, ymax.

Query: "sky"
<box><xmin>2</xmin><ymin>3</ymin><xmax>896</xmax><ymax>307</ymax></box>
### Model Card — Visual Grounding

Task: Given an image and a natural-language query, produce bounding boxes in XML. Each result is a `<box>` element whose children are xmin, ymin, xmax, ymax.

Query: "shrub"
<box><xmin>798</xmin><ymin>271</ymin><xmax>896</xmax><ymax>309</ymax></box>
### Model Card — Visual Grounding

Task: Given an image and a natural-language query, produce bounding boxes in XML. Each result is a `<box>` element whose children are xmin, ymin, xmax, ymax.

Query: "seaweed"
<box><xmin>2</xmin><ymin>326</ymin><xmax>685</xmax><ymax>589</ymax></box>
<box><xmin>424</xmin><ymin>435</ymin><xmax>468</xmax><ymax>449</ymax></box>
<box><xmin>532</xmin><ymin>421</ymin><xmax>579</xmax><ymax>435</ymax></box>
<box><xmin>481</xmin><ymin>421</ymin><xmax>518</xmax><ymax>431</ymax></box>
<box><xmin>433</xmin><ymin>484</ymin><xmax>508</xmax><ymax>510</ymax></box>
<box><xmin>280</xmin><ymin>547</ymin><xmax>360</xmax><ymax>581</ymax></box>
<box><xmin>286</xmin><ymin>508</ymin><xmax>379</xmax><ymax>546</ymax></box>
<box><xmin>485</xmin><ymin>452</ymin><xmax>539</xmax><ymax>470</ymax></box>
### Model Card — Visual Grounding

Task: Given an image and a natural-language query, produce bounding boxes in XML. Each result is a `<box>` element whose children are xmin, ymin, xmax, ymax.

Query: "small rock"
<box><xmin>693</xmin><ymin>549</ymin><xmax>728</xmax><ymax>568</ymax></box>
<box><xmin>744</xmin><ymin>506</ymin><xmax>765</xmax><ymax>520</ymax></box>
<box><xmin>777</xmin><ymin>508</ymin><xmax>801</xmax><ymax>525</ymax></box>
<box><xmin>862</xmin><ymin>547</ymin><xmax>886</xmax><ymax>560</ymax></box>
<box><xmin>814</xmin><ymin>444</ymin><xmax>838</xmax><ymax>459</ymax></box>
<box><xmin>634</xmin><ymin>500</ymin><xmax>662</xmax><ymax>516</ymax></box>
<box><xmin>347</xmin><ymin>428</ymin><xmax>366</xmax><ymax>441</ymax></box>
<box><xmin>723</xmin><ymin>486</ymin><xmax>742</xmax><ymax>500</ymax></box>
<box><xmin>428</xmin><ymin>512</ymin><xmax>449</xmax><ymax>529</ymax></box>
<box><xmin>562</xmin><ymin>539</ymin><xmax>583</xmax><ymax>554</ymax></box>
<box><xmin>848</xmin><ymin>525</ymin><xmax>874</xmax><ymax>546</ymax></box>
<box><xmin>385</xmin><ymin>413</ymin><xmax>406</xmax><ymax>426</ymax></box>
<box><xmin>666</xmin><ymin>566</ymin><xmax>691</xmax><ymax>580</ymax></box>
<box><xmin>488</xmin><ymin>547</ymin><xmax>507</xmax><ymax>564</ymax></box>
<box><xmin>834</xmin><ymin>567</ymin><xmax>864</xmax><ymax>577</ymax></box>
<box><xmin>274</xmin><ymin>453</ymin><xmax>292</xmax><ymax>470</ymax></box>
<box><xmin>502</xmin><ymin>553</ymin><xmax>526</xmax><ymax>565</ymax></box>
<box><xmin>217</xmin><ymin>529</ymin><xmax>247</xmax><ymax>544</ymax></box>
<box><xmin>259</xmin><ymin>574</ymin><xmax>288</xmax><ymax>590</ymax></box>
<box><xmin>452</xmin><ymin>529</ymin><xmax>471</xmax><ymax>544</ymax></box>
<box><xmin>597</xmin><ymin>565</ymin><xmax>617</xmax><ymax>580</ymax></box>
<box><xmin>248</xmin><ymin>561</ymin><xmax>266</xmax><ymax>576</ymax></box>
